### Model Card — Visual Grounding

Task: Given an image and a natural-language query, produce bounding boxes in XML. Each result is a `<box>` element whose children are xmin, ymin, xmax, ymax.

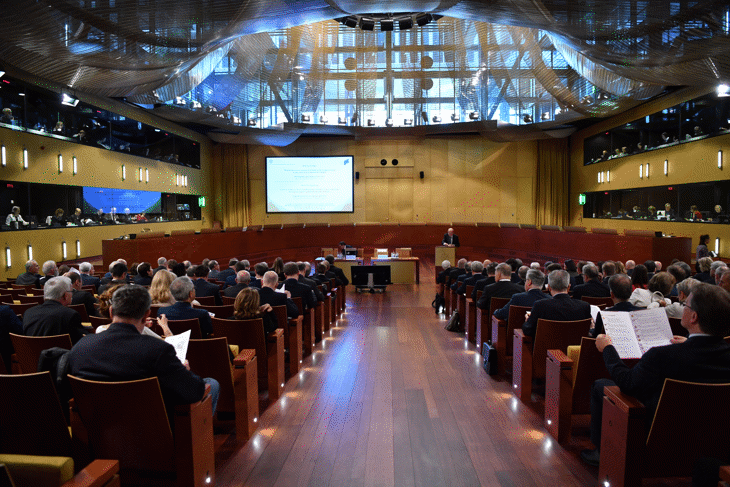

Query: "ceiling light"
<box><xmin>61</xmin><ymin>93</ymin><xmax>79</xmax><ymax>107</ymax></box>
<box><xmin>360</xmin><ymin>18</ymin><xmax>375</xmax><ymax>31</ymax></box>
<box><xmin>718</xmin><ymin>84</ymin><xmax>730</xmax><ymax>97</ymax></box>
<box><xmin>432</xmin><ymin>115</ymin><xmax>441</xmax><ymax>123</ymax></box>
<box><xmin>381</xmin><ymin>19</ymin><xmax>394</xmax><ymax>32</ymax></box>
<box><xmin>399</xmin><ymin>17</ymin><xmax>413</xmax><ymax>30</ymax></box>
<box><xmin>416</xmin><ymin>13</ymin><xmax>432</xmax><ymax>26</ymax></box>
<box><xmin>385</xmin><ymin>118</ymin><xmax>393</xmax><ymax>127</ymax></box>
<box><xmin>248</xmin><ymin>118</ymin><xmax>257</xmax><ymax>127</ymax></box>
<box><xmin>469</xmin><ymin>112</ymin><xmax>479</xmax><ymax>120</ymax></box>
<box><xmin>344</xmin><ymin>16</ymin><xmax>357</xmax><ymax>28</ymax></box>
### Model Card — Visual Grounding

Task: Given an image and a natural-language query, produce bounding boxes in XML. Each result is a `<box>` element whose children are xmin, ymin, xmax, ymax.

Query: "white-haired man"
<box><xmin>22</xmin><ymin>276</ymin><xmax>88</xmax><ymax>344</ymax></box>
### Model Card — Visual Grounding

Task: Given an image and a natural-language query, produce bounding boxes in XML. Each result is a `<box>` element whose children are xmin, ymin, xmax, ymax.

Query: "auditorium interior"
<box><xmin>1</xmin><ymin>1</ymin><xmax>730</xmax><ymax>486</ymax></box>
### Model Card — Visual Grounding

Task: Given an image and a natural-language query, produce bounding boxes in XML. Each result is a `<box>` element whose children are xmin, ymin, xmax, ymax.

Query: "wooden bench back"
<box><xmin>532</xmin><ymin>318</ymin><xmax>592</xmax><ymax>380</ymax></box>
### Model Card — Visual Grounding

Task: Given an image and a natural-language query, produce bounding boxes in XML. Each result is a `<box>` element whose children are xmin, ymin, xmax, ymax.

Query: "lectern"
<box><xmin>435</xmin><ymin>246</ymin><xmax>456</xmax><ymax>267</ymax></box>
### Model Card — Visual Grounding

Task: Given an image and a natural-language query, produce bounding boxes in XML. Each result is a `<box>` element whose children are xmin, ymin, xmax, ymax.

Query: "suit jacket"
<box><xmin>157</xmin><ymin>301</ymin><xmax>212</xmax><ymax>338</ymax></box>
<box><xmin>457</xmin><ymin>273</ymin><xmax>483</xmax><ymax>296</ymax></box>
<box><xmin>329</xmin><ymin>264</ymin><xmax>349</xmax><ymax>286</ymax></box>
<box><xmin>217</xmin><ymin>268</ymin><xmax>236</xmax><ymax>284</ymax></box>
<box><xmin>299</xmin><ymin>275</ymin><xmax>325</xmax><ymax>302</ymax></box>
<box><xmin>22</xmin><ymin>300</ymin><xmax>87</xmax><ymax>344</ymax></box>
<box><xmin>493</xmin><ymin>288</ymin><xmax>551</xmax><ymax>322</ymax></box>
<box><xmin>134</xmin><ymin>274</ymin><xmax>152</xmax><ymax>286</ymax></box>
<box><xmin>522</xmin><ymin>293</ymin><xmax>591</xmax><ymax>338</ymax></box>
<box><xmin>452</xmin><ymin>272</ymin><xmax>472</xmax><ymax>292</ymax></box>
<box><xmin>80</xmin><ymin>274</ymin><xmax>101</xmax><ymax>292</ymax></box>
<box><xmin>571</xmin><ymin>278</ymin><xmax>610</xmax><ymax>301</ymax></box>
<box><xmin>71</xmin><ymin>289</ymin><xmax>99</xmax><ymax>318</ymax></box>
<box><xmin>591</xmin><ymin>301</ymin><xmax>642</xmax><ymax>337</ymax></box>
<box><xmin>472</xmin><ymin>276</ymin><xmax>495</xmax><ymax>301</ymax></box>
<box><xmin>207</xmin><ymin>270</ymin><xmax>221</xmax><ymax>280</ymax></box>
<box><xmin>442</xmin><ymin>233</ymin><xmax>460</xmax><ymax>247</ymax></box>
<box><xmin>476</xmin><ymin>280</ymin><xmax>524</xmax><ymax>310</ymax></box>
<box><xmin>436</xmin><ymin>268</ymin><xmax>451</xmax><ymax>284</ymax></box>
<box><xmin>249</xmin><ymin>277</ymin><xmax>262</xmax><ymax>289</ymax></box>
<box><xmin>38</xmin><ymin>275</ymin><xmax>57</xmax><ymax>288</ymax></box>
<box><xmin>152</xmin><ymin>266</ymin><xmax>167</xmax><ymax>276</ymax></box>
<box><xmin>257</xmin><ymin>286</ymin><xmax>299</xmax><ymax>319</ymax></box>
<box><xmin>223</xmin><ymin>283</ymin><xmax>248</xmax><ymax>298</ymax></box>
<box><xmin>0</xmin><ymin>304</ymin><xmax>22</xmax><ymax>371</ymax></box>
<box><xmin>98</xmin><ymin>278</ymin><xmax>128</xmax><ymax>295</ymax></box>
<box><xmin>16</xmin><ymin>272</ymin><xmax>41</xmax><ymax>287</ymax></box>
<box><xmin>603</xmin><ymin>335</ymin><xmax>730</xmax><ymax>417</ymax></box>
<box><xmin>281</xmin><ymin>278</ymin><xmax>316</xmax><ymax>313</ymax></box>
<box><xmin>447</xmin><ymin>268</ymin><xmax>466</xmax><ymax>287</ymax></box>
<box><xmin>193</xmin><ymin>278</ymin><xmax>223</xmax><ymax>306</ymax></box>
<box><xmin>68</xmin><ymin>322</ymin><xmax>205</xmax><ymax>409</ymax></box>
<box><xmin>312</xmin><ymin>274</ymin><xmax>330</xmax><ymax>292</ymax></box>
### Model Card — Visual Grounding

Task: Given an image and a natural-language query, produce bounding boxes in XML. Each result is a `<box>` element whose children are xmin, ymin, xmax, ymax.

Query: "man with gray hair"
<box><xmin>223</xmin><ymin>270</ymin><xmax>251</xmax><ymax>298</ymax></box>
<box><xmin>447</xmin><ymin>258</ymin><xmax>468</xmax><ymax>288</ymax></box>
<box><xmin>572</xmin><ymin>263</ymin><xmax>610</xmax><ymax>301</ymax></box>
<box><xmin>22</xmin><ymin>276</ymin><xmax>88</xmax><ymax>343</ymax></box>
<box><xmin>153</xmin><ymin>257</ymin><xmax>167</xmax><ymax>276</ymax></box>
<box><xmin>68</xmin><ymin>284</ymin><xmax>220</xmax><ymax>415</ymax></box>
<box><xmin>257</xmin><ymin>270</ymin><xmax>298</xmax><ymax>318</ymax></box>
<box><xmin>493</xmin><ymin>269</ymin><xmax>550</xmax><ymax>323</ymax></box>
<box><xmin>16</xmin><ymin>259</ymin><xmax>41</xmax><ymax>286</ymax></box>
<box><xmin>436</xmin><ymin>260</ymin><xmax>451</xmax><ymax>285</ymax></box>
<box><xmin>38</xmin><ymin>260</ymin><xmax>59</xmax><ymax>288</ymax></box>
<box><xmin>522</xmin><ymin>269</ymin><xmax>591</xmax><ymax>339</ymax></box>
<box><xmin>79</xmin><ymin>262</ymin><xmax>101</xmax><ymax>291</ymax></box>
<box><xmin>157</xmin><ymin>276</ymin><xmax>213</xmax><ymax>337</ymax></box>
<box><xmin>207</xmin><ymin>260</ymin><xmax>221</xmax><ymax>280</ymax></box>
<box><xmin>715</xmin><ymin>265</ymin><xmax>729</xmax><ymax>286</ymax></box>
<box><xmin>457</xmin><ymin>261</ymin><xmax>484</xmax><ymax>295</ymax></box>
<box><xmin>476</xmin><ymin>263</ymin><xmax>523</xmax><ymax>310</ymax></box>
<box><xmin>451</xmin><ymin>261</ymin><xmax>473</xmax><ymax>292</ymax></box>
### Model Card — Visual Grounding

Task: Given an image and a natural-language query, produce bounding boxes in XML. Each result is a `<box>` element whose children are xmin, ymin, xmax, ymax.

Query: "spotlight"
<box><xmin>451</xmin><ymin>113</ymin><xmax>460</xmax><ymax>122</ymax></box>
<box><xmin>523</xmin><ymin>114</ymin><xmax>533</xmax><ymax>123</ymax></box>
<box><xmin>381</xmin><ymin>19</ymin><xmax>394</xmax><ymax>31</ymax></box>
<box><xmin>380</xmin><ymin>159</ymin><xmax>387</xmax><ymax>166</ymax></box>
<box><xmin>344</xmin><ymin>16</ymin><xmax>358</xmax><ymax>28</ymax></box>
<box><xmin>399</xmin><ymin>17</ymin><xmax>413</xmax><ymax>30</ymax></box>
<box><xmin>385</xmin><ymin>118</ymin><xmax>393</xmax><ymax>127</ymax></box>
<box><xmin>432</xmin><ymin>115</ymin><xmax>441</xmax><ymax>123</ymax></box>
<box><xmin>174</xmin><ymin>96</ymin><xmax>186</xmax><ymax>105</ymax></box>
<box><xmin>301</xmin><ymin>114</ymin><xmax>311</xmax><ymax>123</ymax></box>
<box><xmin>718</xmin><ymin>84</ymin><xmax>730</xmax><ymax>97</ymax></box>
<box><xmin>392</xmin><ymin>159</ymin><xmax>399</xmax><ymax>166</ymax></box>
<box><xmin>367</xmin><ymin>119</ymin><xmax>376</xmax><ymax>126</ymax></box>
<box><xmin>191</xmin><ymin>100</ymin><xmax>202</xmax><ymax>109</ymax></box>
<box><xmin>469</xmin><ymin>111</ymin><xmax>479</xmax><ymax>120</ymax></box>
<box><xmin>360</xmin><ymin>18</ymin><xmax>375</xmax><ymax>31</ymax></box>
<box><xmin>247</xmin><ymin>118</ymin><xmax>257</xmax><ymax>127</ymax></box>
<box><xmin>319</xmin><ymin>115</ymin><xmax>328</xmax><ymax>124</ymax></box>
<box><xmin>416</xmin><ymin>13</ymin><xmax>432</xmax><ymax>26</ymax></box>
<box><xmin>61</xmin><ymin>93</ymin><xmax>80</xmax><ymax>107</ymax></box>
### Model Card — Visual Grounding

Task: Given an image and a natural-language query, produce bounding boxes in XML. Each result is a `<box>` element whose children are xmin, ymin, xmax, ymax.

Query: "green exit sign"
<box><xmin>579</xmin><ymin>193</ymin><xmax>586</xmax><ymax>205</ymax></box>
<box><xmin>198</xmin><ymin>196</ymin><xmax>206</xmax><ymax>207</ymax></box>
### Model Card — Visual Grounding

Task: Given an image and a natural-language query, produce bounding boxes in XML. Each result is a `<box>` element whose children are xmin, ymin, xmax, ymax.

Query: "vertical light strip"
<box><xmin>27</xmin><ymin>244</ymin><xmax>32</xmax><ymax>261</ymax></box>
<box><xmin>138</xmin><ymin>167</ymin><xmax>143</xmax><ymax>182</ymax></box>
<box><xmin>58</xmin><ymin>154</ymin><xmax>63</xmax><ymax>173</ymax></box>
<box><xmin>23</xmin><ymin>148</ymin><xmax>28</xmax><ymax>169</ymax></box>
<box><xmin>176</xmin><ymin>174</ymin><xmax>180</xmax><ymax>186</ymax></box>
<box><xmin>73</xmin><ymin>156</ymin><xmax>77</xmax><ymax>175</ymax></box>
<box><xmin>664</xmin><ymin>159</ymin><xmax>668</xmax><ymax>175</ymax></box>
<box><xmin>5</xmin><ymin>246</ymin><xmax>10</xmax><ymax>268</ymax></box>
<box><xmin>76</xmin><ymin>239</ymin><xmax>81</xmax><ymax>258</ymax></box>
<box><xmin>62</xmin><ymin>241</ymin><xmax>67</xmax><ymax>260</ymax></box>
<box><xmin>639</xmin><ymin>165</ymin><xmax>643</xmax><ymax>179</ymax></box>
<box><xmin>121</xmin><ymin>164</ymin><xmax>126</xmax><ymax>180</ymax></box>
<box><xmin>716</xmin><ymin>238</ymin><xmax>720</xmax><ymax>255</ymax></box>
<box><xmin>606</xmin><ymin>170</ymin><xmax>610</xmax><ymax>183</ymax></box>
<box><xmin>597</xmin><ymin>172</ymin><xmax>601</xmax><ymax>183</ymax></box>
<box><xmin>719</xmin><ymin>150</ymin><xmax>723</xmax><ymax>169</ymax></box>
<box><xmin>1</xmin><ymin>145</ymin><xmax>5</xmax><ymax>167</ymax></box>
<box><xmin>145</xmin><ymin>168</ymin><xmax>149</xmax><ymax>183</ymax></box>
<box><xmin>645</xmin><ymin>163</ymin><xmax>649</xmax><ymax>179</ymax></box>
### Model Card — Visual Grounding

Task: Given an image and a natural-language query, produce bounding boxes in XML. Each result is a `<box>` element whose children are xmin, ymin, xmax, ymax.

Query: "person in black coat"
<box><xmin>134</xmin><ymin>262</ymin><xmax>153</xmax><ymax>286</ymax></box>
<box><xmin>298</xmin><ymin>262</ymin><xmax>325</xmax><ymax>303</ymax></box>
<box><xmin>67</xmin><ymin>272</ymin><xmax>99</xmax><ymax>318</ymax></box>
<box><xmin>581</xmin><ymin>283</ymin><xmax>730</xmax><ymax>467</ymax></box>
<box><xmin>472</xmin><ymin>262</ymin><xmax>496</xmax><ymax>301</ymax></box>
<box><xmin>590</xmin><ymin>274</ymin><xmax>643</xmax><ymax>337</ymax></box>
<box><xmin>446</xmin><ymin>258</ymin><xmax>467</xmax><ymax>288</ymax></box>
<box><xmin>493</xmin><ymin>269</ymin><xmax>551</xmax><ymax>323</ymax></box>
<box><xmin>325</xmin><ymin>255</ymin><xmax>349</xmax><ymax>286</ymax></box>
<box><xmin>67</xmin><ymin>285</ymin><xmax>219</xmax><ymax>415</ymax></box>
<box><xmin>257</xmin><ymin>271</ymin><xmax>299</xmax><ymax>319</ymax></box>
<box><xmin>157</xmin><ymin>276</ymin><xmax>213</xmax><ymax>338</ymax></box>
<box><xmin>442</xmin><ymin>227</ymin><xmax>460</xmax><ymax>247</ymax></box>
<box><xmin>16</xmin><ymin>260</ymin><xmax>42</xmax><ymax>287</ymax></box>
<box><xmin>522</xmin><ymin>270</ymin><xmax>592</xmax><ymax>339</ymax></box>
<box><xmin>98</xmin><ymin>262</ymin><xmax>129</xmax><ymax>295</ymax></box>
<box><xmin>476</xmin><ymin>263</ymin><xmax>524</xmax><ymax>311</ymax></box>
<box><xmin>457</xmin><ymin>261</ymin><xmax>485</xmax><ymax>295</ymax></box>
<box><xmin>192</xmin><ymin>265</ymin><xmax>223</xmax><ymax>306</ymax></box>
<box><xmin>79</xmin><ymin>262</ymin><xmax>101</xmax><ymax>292</ymax></box>
<box><xmin>22</xmin><ymin>276</ymin><xmax>88</xmax><ymax>344</ymax></box>
<box><xmin>0</xmin><ymin>303</ymin><xmax>22</xmax><ymax>371</ymax></box>
<box><xmin>436</xmin><ymin>260</ymin><xmax>452</xmax><ymax>285</ymax></box>
<box><xmin>230</xmin><ymin>287</ymin><xmax>278</xmax><ymax>334</ymax></box>
<box><xmin>223</xmin><ymin>271</ymin><xmax>250</xmax><ymax>298</ymax></box>
<box><xmin>280</xmin><ymin>262</ymin><xmax>316</xmax><ymax>314</ymax></box>
<box><xmin>571</xmin><ymin>264</ymin><xmax>610</xmax><ymax>301</ymax></box>
<box><xmin>452</xmin><ymin>262</ymin><xmax>473</xmax><ymax>292</ymax></box>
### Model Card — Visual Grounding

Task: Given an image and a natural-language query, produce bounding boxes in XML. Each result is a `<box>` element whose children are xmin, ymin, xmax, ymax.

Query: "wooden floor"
<box><xmin>214</xmin><ymin>278</ymin><xmax>610</xmax><ymax>487</ymax></box>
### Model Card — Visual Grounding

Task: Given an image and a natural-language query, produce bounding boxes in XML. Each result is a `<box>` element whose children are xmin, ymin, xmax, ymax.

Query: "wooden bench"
<box><xmin>490</xmin><ymin>305</ymin><xmax>531</xmax><ymax>376</ymax></box>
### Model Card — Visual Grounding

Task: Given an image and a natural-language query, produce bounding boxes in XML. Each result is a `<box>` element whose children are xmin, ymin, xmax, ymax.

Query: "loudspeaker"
<box><xmin>419</xmin><ymin>171</ymin><xmax>424</xmax><ymax>179</ymax></box>
<box><xmin>380</xmin><ymin>159</ymin><xmax>387</xmax><ymax>166</ymax></box>
<box><xmin>392</xmin><ymin>159</ymin><xmax>399</xmax><ymax>166</ymax></box>
<box><xmin>355</xmin><ymin>171</ymin><xmax>360</xmax><ymax>179</ymax></box>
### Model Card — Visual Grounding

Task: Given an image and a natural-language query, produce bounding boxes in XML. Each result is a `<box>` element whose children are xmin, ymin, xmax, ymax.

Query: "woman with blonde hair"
<box><xmin>149</xmin><ymin>270</ymin><xmax>176</xmax><ymax>305</ymax></box>
<box><xmin>232</xmin><ymin>288</ymin><xmax>278</xmax><ymax>334</ymax></box>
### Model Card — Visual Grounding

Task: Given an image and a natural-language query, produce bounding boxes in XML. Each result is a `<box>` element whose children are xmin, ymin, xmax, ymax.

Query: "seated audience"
<box><xmin>38</xmin><ymin>260</ymin><xmax>59</xmax><ymax>288</ymax></box>
<box><xmin>192</xmin><ymin>265</ymin><xmax>223</xmax><ymax>305</ymax></box>
<box><xmin>492</xmin><ymin>269</ymin><xmax>550</xmax><ymax>323</ymax></box>
<box><xmin>0</xmin><ymin>301</ymin><xmax>22</xmax><ymax>371</ymax></box>
<box><xmin>664</xmin><ymin>277</ymin><xmax>699</xmax><ymax>319</ymax></box>
<box><xmin>472</xmin><ymin>262</ymin><xmax>497</xmax><ymax>301</ymax></box>
<box><xmin>152</xmin><ymin>257</ymin><xmax>167</xmax><ymax>276</ymax></box>
<box><xmin>280</xmin><ymin>262</ymin><xmax>316</xmax><ymax>312</ymax></box>
<box><xmin>99</xmin><ymin>262</ymin><xmax>129</xmax><ymax>295</ymax></box>
<box><xmin>231</xmin><ymin>288</ymin><xmax>278</xmax><ymax>334</ymax></box>
<box><xmin>522</xmin><ymin>270</ymin><xmax>591</xmax><ymax>339</ymax></box>
<box><xmin>157</xmin><ymin>276</ymin><xmax>213</xmax><ymax>338</ymax></box>
<box><xmin>67</xmin><ymin>284</ymin><xmax>219</xmax><ymax>415</ymax></box>
<box><xmin>79</xmin><ymin>262</ymin><xmax>101</xmax><ymax>292</ymax></box>
<box><xmin>22</xmin><ymin>276</ymin><xmax>88</xmax><ymax>344</ymax></box>
<box><xmin>325</xmin><ymin>255</ymin><xmax>349</xmax><ymax>286</ymax></box>
<box><xmin>250</xmin><ymin>262</ymin><xmax>267</xmax><ymax>288</ymax></box>
<box><xmin>207</xmin><ymin>260</ymin><xmax>221</xmax><ymax>280</ymax></box>
<box><xmin>149</xmin><ymin>270</ymin><xmax>176</xmax><ymax>306</ymax></box>
<box><xmin>581</xmin><ymin>283</ymin><xmax>730</xmax><ymax>467</ymax></box>
<box><xmin>134</xmin><ymin>262</ymin><xmax>153</xmax><ymax>286</ymax></box>
<box><xmin>223</xmin><ymin>270</ymin><xmax>250</xmax><ymax>298</ymax></box>
<box><xmin>631</xmin><ymin>264</ymin><xmax>650</xmax><ymax>290</ymax></box>
<box><xmin>67</xmin><ymin>272</ymin><xmax>99</xmax><ymax>318</ymax></box>
<box><xmin>217</xmin><ymin>258</ymin><xmax>238</xmax><ymax>283</ymax></box>
<box><xmin>436</xmin><ymin>260</ymin><xmax>451</xmax><ymax>285</ymax></box>
<box><xmin>591</xmin><ymin>274</ymin><xmax>643</xmax><ymax>337</ymax></box>
<box><xmin>451</xmin><ymin>261</ymin><xmax>473</xmax><ymax>291</ymax></box>
<box><xmin>299</xmin><ymin>261</ymin><xmax>325</xmax><ymax>303</ymax></box>
<box><xmin>475</xmin><ymin>263</ymin><xmax>523</xmax><ymax>311</ymax></box>
<box><xmin>694</xmin><ymin>257</ymin><xmax>714</xmax><ymax>283</ymax></box>
<box><xmin>258</xmin><ymin>270</ymin><xmax>298</xmax><ymax>319</ymax></box>
<box><xmin>572</xmin><ymin>264</ymin><xmax>610</xmax><ymax>301</ymax></box>
<box><xmin>16</xmin><ymin>259</ymin><xmax>41</xmax><ymax>287</ymax></box>
<box><xmin>457</xmin><ymin>261</ymin><xmax>484</xmax><ymax>295</ymax></box>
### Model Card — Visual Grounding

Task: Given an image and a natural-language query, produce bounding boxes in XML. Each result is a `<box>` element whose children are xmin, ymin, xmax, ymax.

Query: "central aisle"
<box><xmin>216</xmin><ymin>284</ymin><xmax>597</xmax><ymax>487</ymax></box>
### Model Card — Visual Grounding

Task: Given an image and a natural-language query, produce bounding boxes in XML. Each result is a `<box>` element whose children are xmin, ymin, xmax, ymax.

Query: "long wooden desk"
<box><xmin>370</xmin><ymin>258</ymin><xmax>420</xmax><ymax>284</ymax></box>
<box><xmin>102</xmin><ymin>224</ymin><xmax>692</xmax><ymax>274</ymax></box>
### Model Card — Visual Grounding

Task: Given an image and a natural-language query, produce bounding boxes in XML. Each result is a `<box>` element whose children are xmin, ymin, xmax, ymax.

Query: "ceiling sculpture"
<box><xmin>0</xmin><ymin>1</ymin><xmax>728</xmax><ymax>145</ymax></box>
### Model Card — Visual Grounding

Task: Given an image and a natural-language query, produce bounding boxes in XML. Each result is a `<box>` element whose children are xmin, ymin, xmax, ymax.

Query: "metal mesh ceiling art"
<box><xmin>0</xmin><ymin>0</ymin><xmax>728</xmax><ymax>141</ymax></box>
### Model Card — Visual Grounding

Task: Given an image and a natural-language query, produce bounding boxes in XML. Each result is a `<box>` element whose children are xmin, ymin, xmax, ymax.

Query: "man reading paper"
<box><xmin>580</xmin><ymin>283</ymin><xmax>730</xmax><ymax>467</ymax></box>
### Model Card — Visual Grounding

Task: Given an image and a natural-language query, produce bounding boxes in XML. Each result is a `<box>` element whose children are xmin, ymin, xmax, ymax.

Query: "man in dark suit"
<box><xmin>258</xmin><ymin>271</ymin><xmax>299</xmax><ymax>319</ymax></box>
<box><xmin>79</xmin><ymin>262</ymin><xmax>101</xmax><ymax>292</ymax></box>
<box><xmin>38</xmin><ymin>260</ymin><xmax>59</xmax><ymax>288</ymax></box>
<box><xmin>590</xmin><ymin>273</ymin><xmax>642</xmax><ymax>337</ymax></box>
<box><xmin>134</xmin><ymin>262</ymin><xmax>153</xmax><ymax>286</ymax></box>
<box><xmin>223</xmin><ymin>270</ymin><xmax>250</xmax><ymax>298</ymax></box>
<box><xmin>452</xmin><ymin>262</ymin><xmax>473</xmax><ymax>292</ymax></box>
<box><xmin>472</xmin><ymin>262</ymin><xmax>496</xmax><ymax>301</ymax></box>
<box><xmin>225</xmin><ymin>261</ymin><xmax>249</xmax><ymax>288</ymax></box>
<box><xmin>436</xmin><ymin>260</ymin><xmax>451</xmax><ymax>285</ymax></box>
<box><xmin>325</xmin><ymin>255</ymin><xmax>349</xmax><ymax>286</ymax></box>
<box><xmin>67</xmin><ymin>284</ymin><xmax>219</xmax><ymax>415</ymax></box>
<box><xmin>67</xmin><ymin>272</ymin><xmax>99</xmax><ymax>318</ymax></box>
<box><xmin>522</xmin><ymin>269</ymin><xmax>591</xmax><ymax>339</ymax></box>
<box><xmin>249</xmin><ymin>262</ymin><xmax>267</xmax><ymax>289</ymax></box>
<box><xmin>476</xmin><ymin>263</ymin><xmax>524</xmax><ymax>311</ymax></box>
<box><xmin>192</xmin><ymin>265</ymin><xmax>223</xmax><ymax>306</ymax></box>
<box><xmin>152</xmin><ymin>257</ymin><xmax>167</xmax><ymax>276</ymax></box>
<box><xmin>456</xmin><ymin>261</ymin><xmax>484</xmax><ymax>295</ymax></box>
<box><xmin>312</xmin><ymin>263</ymin><xmax>332</xmax><ymax>293</ymax></box>
<box><xmin>22</xmin><ymin>276</ymin><xmax>88</xmax><ymax>344</ymax></box>
<box><xmin>0</xmin><ymin>303</ymin><xmax>22</xmax><ymax>372</ymax></box>
<box><xmin>625</xmin><ymin>260</ymin><xmax>635</xmax><ymax>277</ymax></box>
<box><xmin>442</xmin><ymin>227</ymin><xmax>460</xmax><ymax>247</ymax></box>
<box><xmin>601</xmin><ymin>261</ymin><xmax>617</xmax><ymax>285</ymax></box>
<box><xmin>580</xmin><ymin>283</ymin><xmax>730</xmax><ymax>467</ymax></box>
<box><xmin>98</xmin><ymin>262</ymin><xmax>129</xmax><ymax>295</ymax></box>
<box><xmin>16</xmin><ymin>259</ymin><xmax>41</xmax><ymax>287</ymax></box>
<box><xmin>447</xmin><ymin>258</ymin><xmax>467</xmax><ymax>289</ymax></box>
<box><xmin>571</xmin><ymin>263</ymin><xmax>610</xmax><ymax>301</ymax></box>
<box><xmin>493</xmin><ymin>269</ymin><xmax>550</xmax><ymax>323</ymax></box>
<box><xmin>280</xmin><ymin>262</ymin><xmax>316</xmax><ymax>314</ymax></box>
<box><xmin>157</xmin><ymin>276</ymin><xmax>213</xmax><ymax>337</ymax></box>
<box><xmin>299</xmin><ymin>262</ymin><xmax>325</xmax><ymax>303</ymax></box>
<box><xmin>216</xmin><ymin>258</ymin><xmax>238</xmax><ymax>284</ymax></box>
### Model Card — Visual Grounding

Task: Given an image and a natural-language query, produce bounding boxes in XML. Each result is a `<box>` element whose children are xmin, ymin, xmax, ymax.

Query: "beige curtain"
<box><xmin>212</xmin><ymin>144</ymin><xmax>250</xmax><ymax>228</ymax></box>
<box><xmin>535</xmin><ymin>138</ymin><xmax>570</xmax><ymax>226</ymax></box>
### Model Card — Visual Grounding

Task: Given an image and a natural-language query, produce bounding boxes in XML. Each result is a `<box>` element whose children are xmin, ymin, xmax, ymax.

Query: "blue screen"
<box><xmin>82</xmin><ymin>187</ymin><xmax>162</xmax><ymax>214</ymax></box>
